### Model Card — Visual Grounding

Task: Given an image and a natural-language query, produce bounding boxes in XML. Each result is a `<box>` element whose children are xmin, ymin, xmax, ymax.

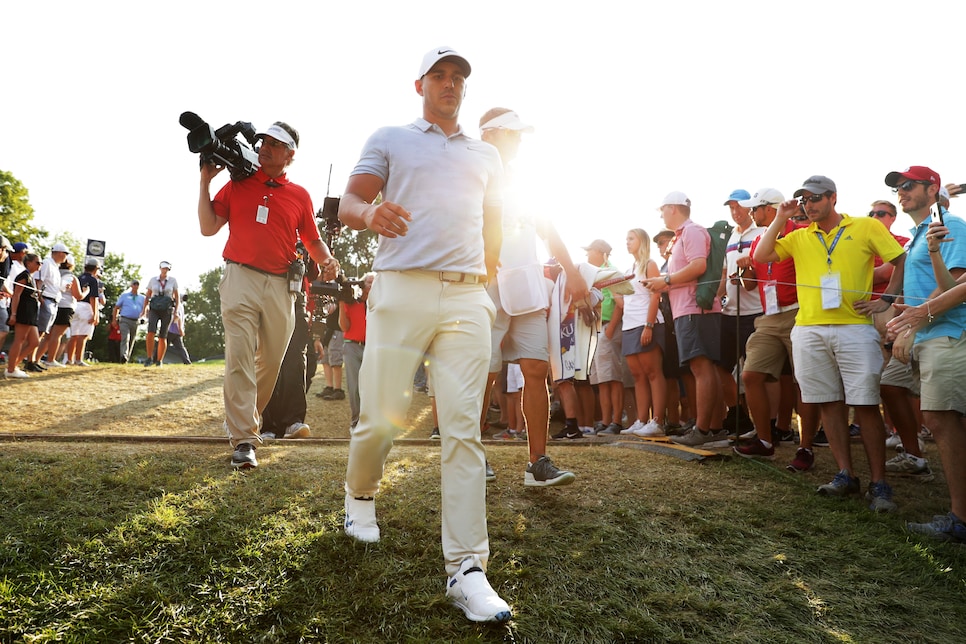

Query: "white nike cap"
<box><xmin>418</xmin><ymin>46</ymin><xmax>471</xmax><ymax>79</ymax></box>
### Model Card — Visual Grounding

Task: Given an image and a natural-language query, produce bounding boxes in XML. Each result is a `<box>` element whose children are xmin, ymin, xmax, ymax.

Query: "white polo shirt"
<box><xmin>351</xmin><ymin>118</ymin><xmax>503</xmax><ymax>274</ymax></box>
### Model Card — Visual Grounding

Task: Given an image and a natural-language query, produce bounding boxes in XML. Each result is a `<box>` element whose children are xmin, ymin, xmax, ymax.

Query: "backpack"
<box><xmin>695</xmin><ymin>220</ymin><xmax>733</xmax><ymax>311</ymax></box>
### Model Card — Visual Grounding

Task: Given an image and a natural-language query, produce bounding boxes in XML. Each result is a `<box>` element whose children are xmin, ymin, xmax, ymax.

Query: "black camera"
<box><xmin>311</xmin><ymin>274</ymin><xmax>365</xmax><ymax>303</ymax></box>
<box><xmin>180</xmin><ymin>111</ymin><xmax>260</xmax><ymax>181</ymax></box>
<box><xmin>317</xmin><ymin>196</ymin><xmax>342</xmax><ymax>237</ymax></box>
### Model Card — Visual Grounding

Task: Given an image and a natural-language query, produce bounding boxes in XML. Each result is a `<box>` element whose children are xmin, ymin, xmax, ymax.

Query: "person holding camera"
<box><xmin>197</xmin><ymin>121</ymin><xmax>338</xmax><ymax>470</ymax></box>
<box><xmin>140</xmin><ymin>261</ymin><xmax>179</xmax><ymax>368</ymax></box>
<box><xmin>339</xmin><ymin>47</ymin><xmax>510</xmax><ymax>623</ymax></box>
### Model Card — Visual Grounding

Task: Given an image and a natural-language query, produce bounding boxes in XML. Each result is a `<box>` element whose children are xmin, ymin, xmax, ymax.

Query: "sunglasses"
<box><xmin>892</xmin><ymin>179</ymin><xmax>930</xmax><ymax>193</ymax></box>
<box><xmin>791</xmin><ymin>214</ymin><xmax>809</xmax><ymax>222</ymax></box>
<box><xmin>798</xmin><ymin>194</ymin><xmax>826</xmax><ymax>205</ymax></box>
<box><xmin>868</xmin><ymin>210</ymin><xmax>893</xmax><ymax>218</ymax></box>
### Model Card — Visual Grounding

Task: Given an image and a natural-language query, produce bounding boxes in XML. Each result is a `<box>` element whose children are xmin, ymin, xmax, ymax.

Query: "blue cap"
<box><xmin>723</xmin><ymin>189</ymin><xmax>751</xmax><ymax>205</ymax></box>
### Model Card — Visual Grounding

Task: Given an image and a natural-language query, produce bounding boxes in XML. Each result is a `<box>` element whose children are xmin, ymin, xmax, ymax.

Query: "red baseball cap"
<box><xmin>884</xmin><ymin>166</ymin><xmax>941</xmax><ymax>188</ymax></box>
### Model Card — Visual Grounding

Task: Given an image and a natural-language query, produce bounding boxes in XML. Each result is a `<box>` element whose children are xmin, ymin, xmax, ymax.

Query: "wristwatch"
<box><xmin>664</xmin><ymin>274</ymin><xmax>671</xmax><ymax>285</ymax></box>
<box><xmin>880</xmin><ymin>294</ymin><xmax>896</xmax><ymax>304</ymax></box>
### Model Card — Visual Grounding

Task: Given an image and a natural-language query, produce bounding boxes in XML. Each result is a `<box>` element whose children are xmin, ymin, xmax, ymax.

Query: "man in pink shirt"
<box><xmin>644</xmin><ymin>191</ymin><xmax>727</xmax><ymax>447</ymax></box>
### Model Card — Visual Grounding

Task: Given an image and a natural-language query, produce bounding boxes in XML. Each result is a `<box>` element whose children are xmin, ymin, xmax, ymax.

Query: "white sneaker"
<box><xmin>446</xmin><ymin>555</ymin><xmax>512</xmax><ymax>623</ymax></box>
<box><xmin>739</xmin><ymin>428</ymin><xmax>757</xmax><ymax>440</ymax></box>
<box><xmin>75</xmin><ymin>360</ymin><xmax>90</xmax><ymax>367</ymax></box>
<box><xmin>284</xmin><ymin>422</ymin><xmax>311</xmax><ymax>439</ymax></box>
<box><xmin>43</xmin><ymin>359</ymin><xmax>65</xmax><ymax>368</ymax></box>
<box><xmin>344</xmin><ymin>495</ymin><xmax>380</xmax><ymax>543</ymax></box>
<box><xmin>621</xmin><ymin>419</ymin><xmax>645</xmax><ymax>435</ymax></box>
<box><xmin>6</xmin><ymin>368</ymin><xmax>29</xmax><ymax>379</ymax></box>
<box><xmin>885</xmin><ymin>431</ymin><xmax>902</xmax><ymax>449</ymax></box>
<box><xmin>633</xmin><ymin>419</ymin><xmax>665</xmax><ymax>437</ymax></box>
<box><xmin>919</xmin><ymin>426</ymin><xmax>934</xmax><ymax>442</ymax></box>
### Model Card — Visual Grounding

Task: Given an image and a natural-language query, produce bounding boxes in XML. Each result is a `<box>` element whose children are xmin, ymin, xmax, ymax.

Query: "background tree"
<box><xmin>0</xmin><ymin>169</ymin><xmax>46</xmax><ymax>244</ymax></box>
<box><xmin>182</xmin><ymin>266</ymin><xmax>225</xmax><ymax>360</ymax></box>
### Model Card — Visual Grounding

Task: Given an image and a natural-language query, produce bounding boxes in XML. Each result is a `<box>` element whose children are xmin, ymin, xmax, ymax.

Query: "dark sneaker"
<box><xmin>231</xmin><ymin>443</ymin><xmax>257</xmax><ymax>470</ymax></box>
<box><xmin>430</xmin><ymin>427</ymin><xmax>440</xmax><ymax>439</ymax></box>
<box><xmin>597</xmin><ymin>423</ymin><xmax>623</xmax><ymax>436</ymax></box>
<box><xmin>865</xmin><ymin>480</ymin><xmax>898</xmax><ymax>513</ymax></box>
<box><xmin>885</xmin><ymin>452</ymin><xmax>935</xmax><ymax>482</ymax></box>
<box><xmin>812</xmin><ymin>428</ymin><xmax>830</xmax><ymax>447</ymax></box>
<box><xmin>525</xmin><ymin>455</ymin><xmax>576</xmax><ymax>487</ymax></box>
<box><xmin>733</xmin><ymin>438</ymin><xmax>775</xmax><ymax>460</ymax></box>
<box><xmin>849</xmin><ymin>423</ymin><xmax>862</xmax><ymax>440</ymax></box>
<box><xmin>771</xmin><ymin>422</ymin><xmax>797</xmax><ymax>444</ymax></box>
<box><xmin>593</xmin><ymin>421</ymin><xmax>607</xmax><ymax>434</ymax></box>
<box><xmin>906</xmin><ymin>512</ymin><xmax>966</xmax><ymax>543</ymax></box>
<box><xmin>485</xmin><ymin>461</ymin><xmax>496</xmax><ymax>482</ymax></box>
<box><xmin>143</xmin><ymin>359</ymin><xmax>155</xmax><ymax>368</ymax></box>
<box><xmin>446</xmin><ymin>555</ymin><xmax>512</xmax><ymax>623</ymax></box>
<box><xmin>786</xmin><ymin>447</ymin><xmax>815</xmax><ymax>473</ymax></box>
<box><xmin>25</xmin><ymin>362</ymin><xmax>45</xmax><ymax>373</ymax></box>
<box><xmin>315</xmin><ymin>385</ymin><xmax>334</xmax><ymax>399</ymax></box>
<box><xmin>817</xmin><ymin>469</ymin><xmax>860</xmax><ymax>497</ymax></box>
<box><xmin>330</xmin><ymin>389</ymin><xmax>345</xmax><ymax>400</ymax></box>
<box><xmin>552</xmin><ymin>427</ymin><xmax>583</xmax><ymax>440</ymax></box>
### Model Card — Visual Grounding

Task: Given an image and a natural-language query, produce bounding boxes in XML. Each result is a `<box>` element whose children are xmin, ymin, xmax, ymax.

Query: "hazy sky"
<box><xmin>3</xmin><ymin>0</ymin><xmax>964</xmax><ymax>289</ymax></box>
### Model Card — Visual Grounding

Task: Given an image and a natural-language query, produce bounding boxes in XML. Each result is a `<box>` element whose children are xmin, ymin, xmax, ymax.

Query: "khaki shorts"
<box><xmin>591</xmin><ymin>328</ymin><xmax>623</xmax><ymax>385</ymax></box>
<box><xmin>914</xmin><ymin>333</ymin><xmax>966</xmax><ymax>413</ymax></box>
<box><xmin>880</xmin><ymin>355</ymin><xmax>919</xmax><ymax>396</ymax></box>
<box><xmin>743</xmin><ymin>309</ymin><xmax>797</xmax><ymax>381</ymax></box>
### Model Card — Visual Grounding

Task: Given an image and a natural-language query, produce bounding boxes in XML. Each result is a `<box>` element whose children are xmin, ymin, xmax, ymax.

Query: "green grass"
<box><xmin>2</xmin><ymin>441</ymin><xmax>966</xmax><ymax>643</ymax></box>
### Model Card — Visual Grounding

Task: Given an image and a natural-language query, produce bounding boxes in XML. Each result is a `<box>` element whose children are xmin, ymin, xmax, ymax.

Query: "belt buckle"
<box><xmin>439</xmin><ymin>271</ymin><xmax>465</xmax><ymax>283</ymax></box>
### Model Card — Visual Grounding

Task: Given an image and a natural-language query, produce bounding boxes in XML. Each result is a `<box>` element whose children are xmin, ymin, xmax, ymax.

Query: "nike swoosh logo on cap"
<box><xmin>438</xmin><ymin>49</ymin><xmax>454</xmax><ymax>55</ymax></box>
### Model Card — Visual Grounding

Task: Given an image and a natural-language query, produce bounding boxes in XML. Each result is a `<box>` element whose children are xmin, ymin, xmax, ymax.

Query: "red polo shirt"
<box><xmin>750</xmin><ymin>219</ymin><xmax>800</xmax><ymax>309</ymax></box>
<box><xmin>213</xmin><ymin>169</ymin><xmax>320</xmax><ymax>275</ymax></box>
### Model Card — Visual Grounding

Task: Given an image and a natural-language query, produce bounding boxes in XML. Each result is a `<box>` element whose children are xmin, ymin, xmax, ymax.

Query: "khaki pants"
<box><xmin>345</xmin><ymin>271</ymin><xmax>495</xmax><ymax>575</ymax></box>
<box><xmin>220</xmin><ymin>262</ymin><xmax>295</xmax><ymax>444</ymax></box>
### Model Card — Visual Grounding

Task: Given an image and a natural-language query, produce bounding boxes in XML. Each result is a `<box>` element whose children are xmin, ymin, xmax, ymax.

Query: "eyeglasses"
<box><xmin>892</xmin><ymin>179</ymin><xmax>930</xmax><ymax>193</ymax></box>
<box><xmin>799</xmin><ymin>194</ymin><xmax>826</xmax><ymax>205</ymax></box>
<box><xmin>868</xmin><ymin>210</ymin><xmax>893</xmax><ymax>218</ymax></box>
<box><xmin>258</xmin><ymin>137</ymin><xmax>292</xmax><ymax>150</ymax></box>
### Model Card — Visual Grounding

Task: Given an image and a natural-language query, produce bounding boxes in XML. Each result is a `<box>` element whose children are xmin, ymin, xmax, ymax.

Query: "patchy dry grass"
<box><xmin>2</xmin><ymin>364</ymin><xmax>966</xmax><ymax>642</ymax></box>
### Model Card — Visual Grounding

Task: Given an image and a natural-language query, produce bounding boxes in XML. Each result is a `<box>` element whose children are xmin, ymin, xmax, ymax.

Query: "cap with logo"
<box><xmin>739</xmin><ymin>188</ymin><xmax>785</xmax><ymax>208</ymax></box>
<box><xmin>418</xmin><ymin>46</ymin><xmax>471</xmax><ymax>79</ymax></box>
<box><xmin>884</xmin><ymin>166</ymin><xmax>941</xmax><ymax>188</ymax></box>
<box><xmin>159</xmin><ymin>261</ymin><xmax>172</xmax><ymax>269</ymax></box>
<box><xmin>793</xmin><ymin>176</ymin><xmax>837</xmax><ymax>198</ymax></box>
<box><xmin>51</xmin><ymin>242</ymin><xmax>69</xmax><ymax>253</ymax></box>
<box><xmin>723</xmin><ymin>189</ymin><xmax>751</xmax><ymax>205</ymax></box>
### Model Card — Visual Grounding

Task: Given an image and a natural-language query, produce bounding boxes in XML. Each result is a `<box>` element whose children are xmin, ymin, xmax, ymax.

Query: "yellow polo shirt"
<box><xmin>774</xmin><ymin>215</ymin><xmax>904</xmax><ymax>326</ymax></box>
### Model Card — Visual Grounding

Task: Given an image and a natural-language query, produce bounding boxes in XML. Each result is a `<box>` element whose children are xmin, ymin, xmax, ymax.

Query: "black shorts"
<box><xmin>719</xmin><ymin>313</ymin><xmax>760</xmax><ymax>372</ymax></box>
<box><xmin>54</xmin><ymin>307</ymin><xmax>75</xmax><ymax>326</ymax></box>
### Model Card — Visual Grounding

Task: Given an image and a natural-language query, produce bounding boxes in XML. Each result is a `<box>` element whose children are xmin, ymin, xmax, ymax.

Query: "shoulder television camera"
<box><xmin>179</xmin><ymin>111</ymin><xmax>259</xmax><ymax>181</ymax></box>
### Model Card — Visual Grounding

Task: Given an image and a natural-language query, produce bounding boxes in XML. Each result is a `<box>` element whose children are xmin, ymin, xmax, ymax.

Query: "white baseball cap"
<box><xmin>51</xmin><ymin>242</ymin><xmax>69</xmax><ymax>253</ymax></box>
<box><xmin>659</xmin><ymin>191</ymin><xmax>691</xmax><ymax>209</ymax></box>
<box><xmin>418</xmin><ymin>46</ymin><xmax>471</xmax><ymax>79</ymax></box>
<box><xmin>738</xmin><ymin>188</ymin><xmax>785</xmax><ymax>208</ymax></box>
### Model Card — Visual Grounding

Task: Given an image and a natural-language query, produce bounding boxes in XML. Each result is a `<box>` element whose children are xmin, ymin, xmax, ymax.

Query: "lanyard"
<box><xmin>815</xmin><ymin>227</ymin><xmax>845</xmax><ymax>272</ymax></box>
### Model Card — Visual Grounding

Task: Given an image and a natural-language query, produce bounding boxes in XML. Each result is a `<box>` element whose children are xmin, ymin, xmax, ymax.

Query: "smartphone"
<box><xmin>958</xmin><ymin>183</ymin><xmax>966</xmax><ymax>192</ymax></box>
<box><xmin>931</xmin><ymin>204</ymin><xmax>944</xmax><ymax>226</ymax></box>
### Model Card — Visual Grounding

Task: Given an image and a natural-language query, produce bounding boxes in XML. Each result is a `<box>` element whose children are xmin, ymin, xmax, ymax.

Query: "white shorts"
<box><xmin>791</xmin><ymin>324</ymin><xmax>883</xmax><ymax>406</ymax></box>
<box><xmin>506</xmin><ymin>363</ymin><xmax>524</xmax><ymax>393</ymax></box>
<box><xmin>69</xmin><ymin>302</ymin><xmax>95</xmax><ymax>338</ymax></box>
